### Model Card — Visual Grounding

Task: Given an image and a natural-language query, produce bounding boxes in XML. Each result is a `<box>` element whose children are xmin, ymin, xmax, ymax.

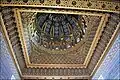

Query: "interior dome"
<box><xmin>33</xmin><ymin>13</ymin><xmax>87</xmax><ymax>50</ymax></box>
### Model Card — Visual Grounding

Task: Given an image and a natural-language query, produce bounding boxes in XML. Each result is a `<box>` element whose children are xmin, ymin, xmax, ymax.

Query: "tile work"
<box><xmin>0</xmin><ymin>32</ymin><xmax>20</xmax><ymax>80</ymax></box>
<box><xmin>92</xmin><ymin>34</ymin><xmax>120</xmax><ymax>79</ymax></box>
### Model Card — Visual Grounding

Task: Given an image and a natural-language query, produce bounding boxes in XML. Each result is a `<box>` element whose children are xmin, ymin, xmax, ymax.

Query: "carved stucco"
<box><xmin>0</xmin><ymin>0</ymin><xmax>120</xmax><ymax>79</ymax></box>
<box><xmin>24</xmin><ymin>15</ymin><xmax>101</xmax><ymax>64</ymax></box>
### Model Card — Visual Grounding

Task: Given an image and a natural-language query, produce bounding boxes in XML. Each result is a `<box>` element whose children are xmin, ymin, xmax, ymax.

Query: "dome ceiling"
<box><xmin>34</xmin><ymin>13</ymin><xmax>87</xmax><ymax>50</ymax></box>
<box><xmin>18</xmin><ymin>9</ymin><xmax>113</xmax><ymax>69</ymax></box>
<box><xmin>0</xmin><ymin>0</ymin><xmax>119</xmax><ymax>79</ymax></box>
<box><xmin>20</xmin><ymin>11</ymin><xmax>102</xmax><ymax>65</ymax></box>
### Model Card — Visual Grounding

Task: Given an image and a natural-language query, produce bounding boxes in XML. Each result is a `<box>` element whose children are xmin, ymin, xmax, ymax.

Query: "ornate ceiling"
<box><xmin>27</xmin><ymin>13</ymin><xmax>87</xmax><ymax>51</ymax></box>
<box><xmin>0</xmin><ymin>0</ymin><xmax>120</xmax><ymax>79</ymax></box>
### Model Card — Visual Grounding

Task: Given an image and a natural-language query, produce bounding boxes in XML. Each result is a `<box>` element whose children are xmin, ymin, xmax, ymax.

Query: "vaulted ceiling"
<box><xmin>0</xmin><ymin>0</ymin><xmax>120</xmax><ymax>79</ymax></box>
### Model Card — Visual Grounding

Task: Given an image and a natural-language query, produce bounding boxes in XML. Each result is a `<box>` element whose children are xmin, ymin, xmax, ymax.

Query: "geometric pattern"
<box><xmin>0</xmin><ymin>32</ymin><xmax>20</xmax><ymax>79</ymax></box>
<box><xmin>21</xmin><ymin>11</ymin><xmax>101</xmax><ymax>65</ymax></box>
<box><xmin>0</xmin><ymin>0</ymin><xmax>120</xmax><ymax>79</ymax></box>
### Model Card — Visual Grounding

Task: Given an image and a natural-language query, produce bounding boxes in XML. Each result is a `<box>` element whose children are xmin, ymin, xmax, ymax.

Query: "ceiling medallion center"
<box><xmin>33</xmin><ymin>13</ymin><xmax>87</xmax><ymax>50</ymax></box>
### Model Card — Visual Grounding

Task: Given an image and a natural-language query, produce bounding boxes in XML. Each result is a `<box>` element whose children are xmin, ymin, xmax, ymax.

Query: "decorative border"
<box><xmin>22</xmin><ymin>75</ymin><xmax>90</xmax><ymax>79</ymax></box>
<box><xmin>1</xmin><ymin>0</ymin><xmax>120</xmax><ymax>13</ymax></box>
<box><xmin>85</xmin><ymin>13</ymin><xmax>109</xmax><ymax>67</ymax></box>
<box><xmin>14</xmin><ymin>8</ymin><xmax>108</xmax><ymax>68</ymax></box>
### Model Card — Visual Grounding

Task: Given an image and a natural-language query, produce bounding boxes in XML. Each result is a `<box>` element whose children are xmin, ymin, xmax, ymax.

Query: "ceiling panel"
<box><xmin>0</xmin><ymin>0</ymin><xmax>119</xmax><ymax>79</ymax></box>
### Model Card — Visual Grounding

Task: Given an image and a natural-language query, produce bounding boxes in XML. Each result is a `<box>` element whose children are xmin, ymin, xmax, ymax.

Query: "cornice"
<box><xmin>0</xmin><ymin>0</ymin><xmax>120</xmax><ymax>13</ymax></box>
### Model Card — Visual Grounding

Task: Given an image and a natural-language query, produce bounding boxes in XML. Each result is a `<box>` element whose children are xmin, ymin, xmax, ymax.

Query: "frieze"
<box><xmin>1</xmin><ymin>0</ymin><xmax>120</xmax><ymax>13</ymax></box>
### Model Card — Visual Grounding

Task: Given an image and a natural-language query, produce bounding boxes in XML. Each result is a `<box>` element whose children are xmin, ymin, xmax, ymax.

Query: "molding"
<box><xmin>90</xmin><ymin>22</ymin><xmax>120</xmax><ymax>77</ymax></box>
<box><xmin>13</xmin><ymin>9</ymin><xmax>31</xmax><ymax>67</ymax></box>
<box><xmin>1</xmin><ymin>0</ymin><xmax>120</xmax><ymax>13</ymax></box>
<box><xmin>28</xmin><ymin>64</ymin><xmax>85</xmax><ymax>68</ymax></box>
<box><xmin>17</xmin><ymin>8</ymin><xmax>103</xmax><ymax>16</ymax></box>
<box><xmin>0</xmin><ymin>13</ymin><xmax>22</xmax><ymax>78</ymax></box>
<box><xmin>22</xmin><ymin>75</ymin><xmax>90</xmax><ymax>79</ymax></box>
<box><xmin>84</xmin><ymin>14</ymin><xmax>109</xmax><ymax>67</ymax></box>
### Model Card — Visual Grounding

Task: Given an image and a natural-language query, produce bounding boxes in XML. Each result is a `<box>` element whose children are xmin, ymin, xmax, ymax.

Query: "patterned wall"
<box><xmin>0</xmin><ymin>32</ymin><xmax>20</xmax><ymax>79</ymax></box>
<box><xmin>92</xmin><ymin>34</ymin><xmax>120</xmax><ymax>79</ymax></box>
